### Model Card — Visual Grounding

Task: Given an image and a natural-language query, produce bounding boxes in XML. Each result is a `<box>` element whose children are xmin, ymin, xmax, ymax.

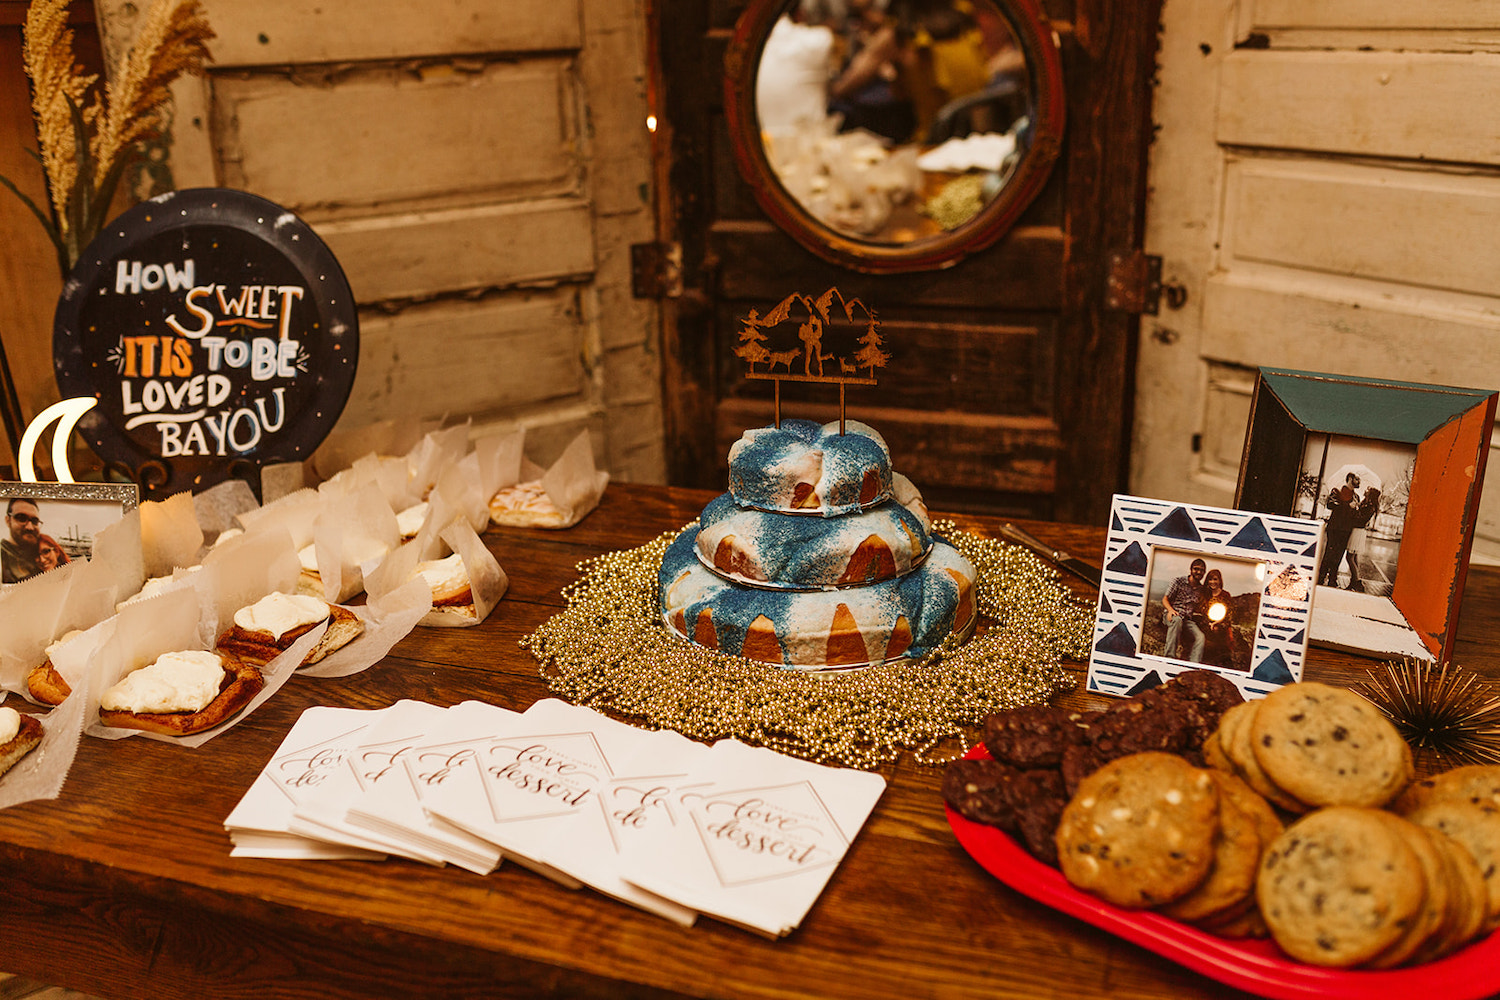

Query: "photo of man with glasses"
<box><xmin>2</xmin><ymin>497</ymin><xmax>44</xmax><ymax>583</ymax></box>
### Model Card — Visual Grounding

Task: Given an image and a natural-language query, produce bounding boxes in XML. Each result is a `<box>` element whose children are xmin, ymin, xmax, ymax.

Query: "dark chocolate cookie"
<box><xmin>982</xmin><ymin>704</ymin><xmax>1095</xmax><ymax>768</ymax></box>
<box><xmin>942</xmin><ymin>757</ymin><xmax>1063</xmax><ymax>832</ymax></box>
<box><xmin>1166</xmin><ymin>669</ymin><xmax>1246</xmax><ymax>715</ymax></box>
<box><xmin>1061</xmin><ymin>742</ymin><xmax>1106</xmax><ymax>797</ymax></box>
<box><xmin>1090</xmin><ymin>697</ymin><xmax>1198</xmax><ymax>757</ymax></box>
<box><xmin>1013</xmin><ymin>792</ymin><xmax>1067</xmax><ymax>866</ymax></box>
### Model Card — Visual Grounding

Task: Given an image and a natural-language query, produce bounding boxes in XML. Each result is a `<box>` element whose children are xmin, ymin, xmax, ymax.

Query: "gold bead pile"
<box><xmin>521</xmin><ymin>520</ymin><xmax>1095</xmax><ymax>770</ymax></box>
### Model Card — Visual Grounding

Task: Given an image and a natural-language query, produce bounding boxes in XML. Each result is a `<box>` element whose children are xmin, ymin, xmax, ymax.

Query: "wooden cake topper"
<box><xmin>735</xmin><ymin>287</ymin><xmax>889</xmax><ymax>431</ymax></box>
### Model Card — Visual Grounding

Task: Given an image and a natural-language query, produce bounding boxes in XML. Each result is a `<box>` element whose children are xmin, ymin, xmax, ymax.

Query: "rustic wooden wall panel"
<box><xmin>1217</xmin><ymin>50</ymin><xmax>1500</xmax><ymax>163</ymax></box>
<box><xmin>1199</xmin><ymin>361</ymin><xmax>1256</xmax><ymax>482</ymax></box>
<box><xmin>1129</xmin><ymin>0</ymin><xmax>1236</xmax><ymax>507</ymax></box>
<box><xmin>344</xmin><ymin>293</ymin><xmax>587</xmax><ymax>425</ymax></box>
<box><xmin>575</xmin><ymin>0</ymin><xmax>664</xmax><ymax>482</ymax></box>
<box><xmin>655</xmin><ymin>0</ymin><xmax>1159</xmax><ymax>521</ymax></box>
<box><xmin>709</xmin><ymin>223</ymin><xmax>1067</xmax><ymax>311</ymax></box>
<box><xmin>1223</xmin><ymin>160</ymin><xmax>1500</xmax><ymax>295</ymax></box>
<box><xmin>579</xmin><ymin>5</ymin><xmax>653</xmax><ymax>219</ymax></box>
<box><xmin>1200</xmin><ymin>276</ymin><xmax>1500</xmax><ymax>377</ymax></box>
<box><xmin>1477</xmin><ymin>437</ymin><xmax>1500</xmax><ymax>559</ymax></box>
<box><xmin>715</xmin><ymin>311</ymin><xmax>1048</xmax><ymax>415</ymax></box>
<box><xmin>316</xmin><ymin>199</ymin><xmax>595</xmax><ymax>303</ymax></box>
<box><xmin>1246</xmin><ymin>1</ymin><xmax>1499</xmax><ymax>30</ymax></box>
<box><xmin>90</xmin><ymin>0</ymin><xmax>666</xmax><ymax>487</ymax></box>
<box><xmin>0</xmin><ymin>24</ymin><xmax>59</xmax><ymax>470</ymax></box>
<box><xmin>593</xmin><ymin>223</ymin><xmax>653</xmax><ymax>357</ymax></box>
<box><xmin>198</xmin><ymin>0</ymin><xmax>583</xmax><ymax>67</ymax></box>
<box><xmin>1137</xmin><ymin>0</ymin><xmax>1500</xmax><ymax>568</ymax></box>
<box><xmin>216</xmin><ymin>62</ymin><xmax>581</xmax><ymax>210</ymax></box>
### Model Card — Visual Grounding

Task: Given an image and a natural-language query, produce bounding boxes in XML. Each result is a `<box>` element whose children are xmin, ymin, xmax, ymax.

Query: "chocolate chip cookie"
<box><xmin>1257</xmin><ymin>806</ymin><xmax>1427</xmax><ymax>967</ymax></box>
<box><xmin>1250</xmin><ymin>682</ymin><xmax>1412</xmax><ymax>809</ymax></box>
<box><xmin>1056</xmin><ymin>752</ymin><xmax>1220</xmax><ymax>909</ymax></box>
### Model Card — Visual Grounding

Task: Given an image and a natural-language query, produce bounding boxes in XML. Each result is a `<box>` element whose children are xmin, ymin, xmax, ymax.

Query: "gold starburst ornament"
<box><xmin>1355</xmin><ymin>658</ymin><xmax>1500</xmax><ymax>767</ymax></box>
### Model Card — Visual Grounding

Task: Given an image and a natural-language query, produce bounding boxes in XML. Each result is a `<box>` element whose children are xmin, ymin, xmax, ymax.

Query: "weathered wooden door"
<box><xmin>653</xmin><ymin>0</ymin><xmax>1161</xmax><ymax>523</ymax></box>
<box><xmin>1135</xmin><ymin>1</ymin><xmax>1500</xmax><ymax>560</ymax></box>
<box><xmin>73</xmin><ymin>0</ymin><xmax>666</xmax><ymax>482</ymax></box>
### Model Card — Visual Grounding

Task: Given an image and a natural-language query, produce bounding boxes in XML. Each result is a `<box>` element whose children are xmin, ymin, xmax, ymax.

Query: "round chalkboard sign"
<box><xmin>53</xmin><ymin>188</ymin><xmax>358</xmax><ymax>495</ymax></box>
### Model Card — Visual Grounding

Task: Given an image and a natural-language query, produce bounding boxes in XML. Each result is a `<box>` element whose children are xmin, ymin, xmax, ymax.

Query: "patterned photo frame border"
<box><xmin>1086</xmin><ymin>494</ymin><xmax>1322</xmax><ymax>701</ymax></box>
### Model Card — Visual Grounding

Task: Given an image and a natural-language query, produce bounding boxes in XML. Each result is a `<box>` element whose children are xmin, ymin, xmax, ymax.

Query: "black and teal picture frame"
<box><xmin>1086</xmin><ymin>494</ymin><xmax>1323</xmax><ymax>701</ymax></box>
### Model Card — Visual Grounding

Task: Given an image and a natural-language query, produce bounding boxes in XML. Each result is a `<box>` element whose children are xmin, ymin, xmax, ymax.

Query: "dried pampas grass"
<box><xmin>3</xmin><ymin>0</ymin><xmax>214</xmax><ymax>273</ymax></box>
<box><xmin>91</xmin><ymin>0</ymin><xmax>214</xmax><ymax>188</ymax></box>
<box><xmin>21</xmin><ymin>0</ymin><xmax>98</xmax><ymax>228</ymax></box>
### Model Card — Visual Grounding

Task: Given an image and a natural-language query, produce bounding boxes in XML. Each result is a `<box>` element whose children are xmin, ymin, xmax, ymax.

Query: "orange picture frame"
<box><xmin>1235</xmin><ymin>368</ymin><xmax>1498</xmax><ymax>662</ymax></box>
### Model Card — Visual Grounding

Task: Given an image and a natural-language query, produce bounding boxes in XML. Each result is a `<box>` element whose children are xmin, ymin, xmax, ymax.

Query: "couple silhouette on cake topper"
<box><xmin>734</xmin><ymin>286</ymin><xmax>889</xmax><ymax>430</ymax></box>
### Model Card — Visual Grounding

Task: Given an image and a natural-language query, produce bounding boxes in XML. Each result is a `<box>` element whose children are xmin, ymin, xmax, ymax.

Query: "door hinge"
<box><xmin>1105</xmin><ymin>250</ymin><xmax>1164</xmax><ymax>315</ymax></box>
<box><xmin>630</xmin><ymin>241</ymin><xmax>683</xmax><ymax>299</ymax></box>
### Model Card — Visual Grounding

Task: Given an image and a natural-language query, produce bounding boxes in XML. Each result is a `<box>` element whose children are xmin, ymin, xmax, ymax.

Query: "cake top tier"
<box><xmin>727</xmin><ymin>419</ymin><xmax>893</xmax><ymax>516</ymax></box>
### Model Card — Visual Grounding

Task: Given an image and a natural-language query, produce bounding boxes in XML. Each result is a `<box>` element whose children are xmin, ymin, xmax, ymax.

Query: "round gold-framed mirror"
<box><xmin>725</xmin><ymin>0</ymin><xmax>1065</xmax><ymax>273</ymax></box>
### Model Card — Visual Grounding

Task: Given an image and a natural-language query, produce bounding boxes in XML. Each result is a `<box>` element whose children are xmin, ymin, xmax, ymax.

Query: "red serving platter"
<box><xmin>945</xmin><ymin>744</ymin><xmax>1500</xmax><ymax>1000</ymax></box>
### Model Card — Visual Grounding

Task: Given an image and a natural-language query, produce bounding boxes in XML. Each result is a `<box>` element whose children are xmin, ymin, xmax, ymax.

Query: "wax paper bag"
<box><xmin>487</xmin><ymin>430</ymin><xmax>608</xmax><ymax>529</ymax></box>
<box><xmin>140</xmin><ymin>491</ymin><xmax>205</xmax><ymax>578</ymax></box>
<box><xmin>0</xmin><ymin>559</ymin><xmax>119</xmax><ymax>702</ymax></box>
<box><xmin>84</xmin><ymin>585</ymin><xmax>320</xmax><ymax>747</ymax></box>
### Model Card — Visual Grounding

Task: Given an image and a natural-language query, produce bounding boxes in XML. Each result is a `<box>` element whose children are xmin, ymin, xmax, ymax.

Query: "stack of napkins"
<box><xmin>225</xmin><ymin>699</ymin><xmax>886</xmax><ymax>935</ymax></box>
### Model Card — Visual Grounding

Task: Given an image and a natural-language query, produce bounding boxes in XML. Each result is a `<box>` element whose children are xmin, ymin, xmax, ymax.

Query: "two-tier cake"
<box><xmin>659</xmin><ymin>419</ymin><xmax>977</xmax><ymax>670</ymax></box>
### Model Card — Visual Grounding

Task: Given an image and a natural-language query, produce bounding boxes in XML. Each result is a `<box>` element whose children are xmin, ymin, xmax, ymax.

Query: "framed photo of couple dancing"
<box><xmin>0</xmin><ymin>482</ymin><xmax>137</xmax><ymax>586</ymax></box>
<box><xmin>1085</xmin><ymin>369</ymin><xmax>1497</xmax><ymax>698</ymax></box>
<box><xmin>1235</xmin><ymin>368</ymin><xmax>1497</xmax><ymax>664</ymax></box>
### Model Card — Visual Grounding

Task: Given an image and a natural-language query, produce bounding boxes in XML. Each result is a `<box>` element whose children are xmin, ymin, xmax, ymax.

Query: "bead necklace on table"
<box><xmin>524</xmin><ymin>520</ymin><xmax>1095</xmax><ymax>770</ymax></box>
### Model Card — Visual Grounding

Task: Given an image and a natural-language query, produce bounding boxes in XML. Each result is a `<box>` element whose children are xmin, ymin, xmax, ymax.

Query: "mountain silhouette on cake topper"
<box><xmin>735</xmin><ymin>287</ymin><xmax>889</xmax><ymax>431</ymax></box>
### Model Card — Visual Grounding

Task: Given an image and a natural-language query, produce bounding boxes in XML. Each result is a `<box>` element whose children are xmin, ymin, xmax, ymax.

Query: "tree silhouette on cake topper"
<box><xmin>736</xmin><ymin>287</ymin><xmax>887</xmax><ymax>432</ymax></box>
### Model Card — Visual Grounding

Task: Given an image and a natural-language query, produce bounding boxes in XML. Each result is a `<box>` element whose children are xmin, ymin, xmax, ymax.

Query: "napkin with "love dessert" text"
<box><xmin>224</xmin><ymin>698</ymin><xmax>885</xmax><ymax>936</ymax></box>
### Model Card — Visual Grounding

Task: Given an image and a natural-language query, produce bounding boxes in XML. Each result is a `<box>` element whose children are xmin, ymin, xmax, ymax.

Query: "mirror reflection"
<box><xmin>756</xmin><ymin>0</ymin><xmax>1032</xmax><ymax>244</ymax></box>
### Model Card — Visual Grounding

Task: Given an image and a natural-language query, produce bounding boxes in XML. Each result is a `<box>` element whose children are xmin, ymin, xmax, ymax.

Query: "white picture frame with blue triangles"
<box><xmin>1086</xmin><ymin>494</ymin><xmax>1323</xmax><ymax>701</ymax></box>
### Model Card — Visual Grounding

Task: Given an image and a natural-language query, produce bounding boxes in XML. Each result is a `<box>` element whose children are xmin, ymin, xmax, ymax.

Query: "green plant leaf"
<box><xmin>61</xmin><ymin>91</ymin><xmax>96</xmax><ymax>271</ymax></box>
<box><xmin>86</xmin><ymin>150</ymin><xmax>133</xmax><ymax>252</ymax></box>
<box><xmin>0</xmin><ymin>169</ymin><xmax>67</xmax><ymax>276</ymax></box>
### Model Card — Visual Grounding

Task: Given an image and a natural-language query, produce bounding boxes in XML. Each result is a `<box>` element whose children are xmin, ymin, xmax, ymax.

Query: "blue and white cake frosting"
<box><xmin>727</xmin><ymin>419</ymin><xmax>893</xmax><ymax>516</ymax></box>
<box><xmin>660</xmin><ymin>527</ymin><xmax>976</xmax><ymax>670</ymax></box>
<box><xmin>694</xmin><ymin>490</ymin><xmax>933</xmax><ymax>590</ymax></box>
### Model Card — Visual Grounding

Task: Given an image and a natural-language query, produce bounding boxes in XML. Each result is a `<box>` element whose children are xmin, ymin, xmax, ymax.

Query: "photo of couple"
<box><xmin>0</xmin><ymin>491</ymin><xmax>129</xmax><ymax>586</ymax></box>
<box><xmin>1293</xmin><ymin>433</ymin><xmax>1414</xmax><ymax>598</ymax></box>
<box><xmin>1141</xmin><ymin>549</ymin><xmax>1263</xmax><ymax>671</ymax></box>
<box><xmin>2</xmin><ymin>496</ymin><xmax>71</xmax><ymax>583</ymax></box>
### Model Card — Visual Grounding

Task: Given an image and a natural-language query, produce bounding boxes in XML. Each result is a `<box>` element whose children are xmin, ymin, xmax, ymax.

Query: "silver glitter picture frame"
<box><xmin>1</xmin><ymin>481</ymin><xmax>138</xmax><ymax>585</ymax></box>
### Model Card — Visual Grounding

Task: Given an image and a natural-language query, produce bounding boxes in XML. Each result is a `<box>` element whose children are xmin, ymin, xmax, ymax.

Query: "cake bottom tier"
<box><xmin>659</xmin><ymin>527</ymin><xmax>977</xmax><ymax>670</ymax></box>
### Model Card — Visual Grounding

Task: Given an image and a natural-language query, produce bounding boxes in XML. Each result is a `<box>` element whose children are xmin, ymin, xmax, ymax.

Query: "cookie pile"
<box><xmin>942</xmin><ymin>670</ymin><xmax>1243</xmax><ymax>864</ymax></box>
<box><xmin>1393</xmin><ymin>765</ymin><xmax>1500</xmax><ymax>935</ymax></box>
<box><xmin>1259</xmin><ymin>806</ymin><xmax>1491</xmax><ymax>967</ymax></box>
<box><xmin>948</xmin><ymin>676</ymin><xmax>1500</xmax><ymax>967</ymax></box>
<box><xmin>1056</xmin><ymin>752</ymin><xmax>1283</xmax><ymax>937</ymax></box>
<box><xmin>1205</xmin><ymin>681</ymin><xmax>1414</xmax><ymax>813</ymax></box>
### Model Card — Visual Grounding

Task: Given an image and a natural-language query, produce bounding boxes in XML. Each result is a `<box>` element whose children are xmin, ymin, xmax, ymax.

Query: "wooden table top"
<box><xmin>3</xmin><ymin>482</ymin><xmax>1498</xmax><ymax>1000</ymax></box>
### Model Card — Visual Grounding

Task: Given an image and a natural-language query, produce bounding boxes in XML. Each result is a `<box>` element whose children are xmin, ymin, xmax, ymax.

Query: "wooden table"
<box><xmin>2</xmin><ymin>483</ymin><xmax>1498</xmax><ymax>1000</ymax></box>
